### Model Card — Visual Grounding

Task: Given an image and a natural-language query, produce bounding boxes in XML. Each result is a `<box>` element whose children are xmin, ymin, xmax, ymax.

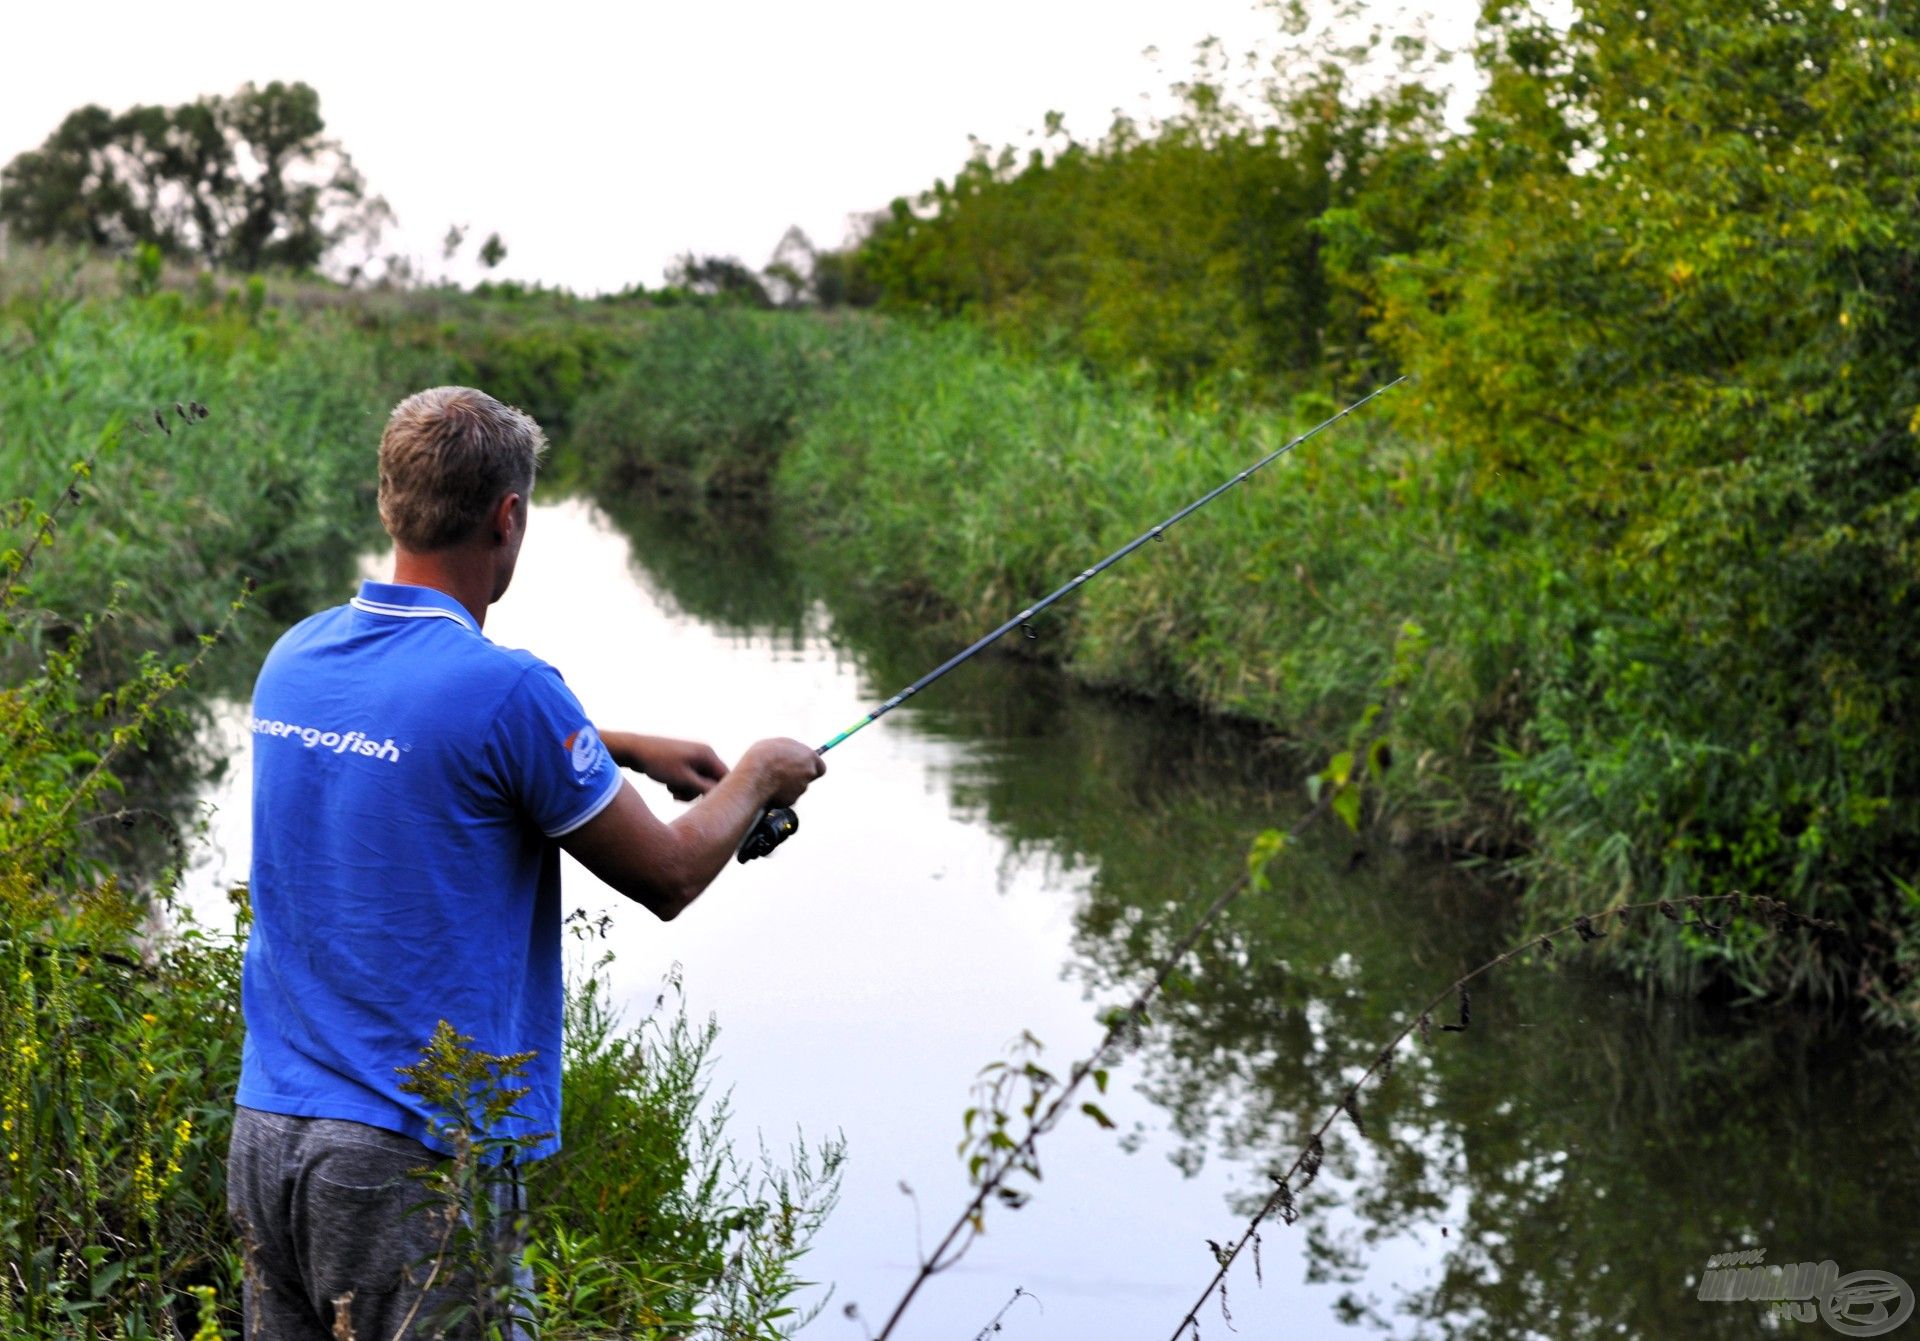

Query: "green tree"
<box><xmin>848</xmin><ymin>28</ymin><xmax>1453</xmax><ymax>398</ymax></box>
<box><xmin>807</xmin><ymin>217</ymin><xmax>884</xmax><ymax>309</ymax></box>
<box><xmin>760</xmin><ymin>224</ymin><xmax>816</xmax><ymax>308</ymax></box>
<box><xmin>1</xmin><ymin>81</ymin><xmax>389</xmax><ymax>273</ymax></box>
<box><xmin>664</xmin><ymin>252</ymin><xmax>774</xmax><ymax>308</ymax></box>
<box><xmin>1370</xmin><ymin>0</ymin><xmax>1920</xmax><ymax>1019</ymax></box>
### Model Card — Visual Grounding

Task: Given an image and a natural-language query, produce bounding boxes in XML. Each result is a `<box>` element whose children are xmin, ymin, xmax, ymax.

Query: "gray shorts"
<box><xmin>225</xmin><ymin>1105</ymin><xmax>532</xmax><ymax>1340</ymax></box>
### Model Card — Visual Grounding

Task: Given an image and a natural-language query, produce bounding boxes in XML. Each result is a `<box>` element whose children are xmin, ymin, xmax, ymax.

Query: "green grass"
<box><xmin>0</xmin><ymin>256</ymin><xmax>840</xmax><ymax>1339</ymax></box>
<box><xmin>3</xmin><ymin>238</ymin><xmax>1912</xmax><ymax>1328</ymax></box>
<box><xmin>569</xmin><ymin>307</ymin><xmax>834</xmax><ymax>497</ymax></box>
<box><xmin>0</xmin><ymin>257</ymin><xmax>436</xmax><ymax>693</ymax></box>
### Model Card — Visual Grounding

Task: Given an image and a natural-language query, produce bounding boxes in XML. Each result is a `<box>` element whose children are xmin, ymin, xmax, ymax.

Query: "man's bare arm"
<box><xmin>559</xmin><ymin>736</ymin><xmax>823</xmax><ymax>921</ymax></box>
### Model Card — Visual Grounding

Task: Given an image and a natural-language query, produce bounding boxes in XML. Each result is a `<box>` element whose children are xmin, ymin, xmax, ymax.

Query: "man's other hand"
<box><xmin>602</xmin><ymin>732</ymin><xmax>728</xmax><ymax>801</ymax></box>
<box><xmin>646</xmin><ymin>737</ymin><xmax>729</xmax><ymax>801</ymax></box>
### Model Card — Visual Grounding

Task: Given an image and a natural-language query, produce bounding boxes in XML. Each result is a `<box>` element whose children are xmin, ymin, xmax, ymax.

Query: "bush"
<box><xmin>571</xmin><ymin>310</ymin><xmax>834</xmax><ymax>496</ymax></box>
<box><xmin>1369</xmin><ymin>0</ymin><xmax>1920</xmax><ymax>1020</ymax></box>
<box><xmin>534</xmin><ymin>964</ymin><xmax>844</xmax><ymax>1335</ymax></box>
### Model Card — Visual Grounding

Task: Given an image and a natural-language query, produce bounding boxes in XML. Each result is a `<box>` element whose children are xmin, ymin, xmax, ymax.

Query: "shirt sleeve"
<box><xmin>487</xmin><ymin>663</ymin><xmax>622</xmax><ymax>838</ymax></box>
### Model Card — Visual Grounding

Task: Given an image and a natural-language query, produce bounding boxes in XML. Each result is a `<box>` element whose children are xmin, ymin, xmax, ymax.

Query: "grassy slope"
<box><xmin>571</xmin><ymin>306</ymin><xmax>1913</xmax><ymax>1026</ymax></box>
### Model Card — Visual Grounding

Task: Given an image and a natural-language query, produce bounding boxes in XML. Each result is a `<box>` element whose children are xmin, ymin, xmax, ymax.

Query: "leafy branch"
<box><xmin>3</xmin><ymin>581</ymin><xmax>249</xmax><ymax>872</ymax></box>
<box><xmin>389</xmin><ymin>1019</ymin><xmax>547</xmax><ymax>1340</ymax></box>
<box><xmin>0</xmin><ymin>455</ymin><xmax>91</xmax><ymax>619</ymax></box>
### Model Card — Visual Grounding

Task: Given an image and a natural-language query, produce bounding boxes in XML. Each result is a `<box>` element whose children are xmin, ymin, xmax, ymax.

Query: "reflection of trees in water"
<box><xmin>588</xmin><ymin>487</ymin><xmax>1920</xmax><ymax>1338</ymax></box>
<box><xmin>583</xmin><ymin>491</ymin><xmax>815</xmax><ymax>640</ymax></box>
<box><xmin>1078</xmin><ymin>858</ymin><xmax>1920</xmax><ymax>1338</ymax></box>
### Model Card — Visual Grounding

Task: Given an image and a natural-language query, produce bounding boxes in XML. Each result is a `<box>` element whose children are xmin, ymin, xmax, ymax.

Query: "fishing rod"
<box><xmin>736</xmin><ymin>375</ymin><xmax>1409</xmax><ymax>861</ymax></box>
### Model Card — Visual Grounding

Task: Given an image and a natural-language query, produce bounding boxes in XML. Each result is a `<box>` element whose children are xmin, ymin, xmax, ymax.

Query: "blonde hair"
<box><xmin>377</xmin><ymin>387</ymin><xmax>548</xmax><ymax>551</ymax></box>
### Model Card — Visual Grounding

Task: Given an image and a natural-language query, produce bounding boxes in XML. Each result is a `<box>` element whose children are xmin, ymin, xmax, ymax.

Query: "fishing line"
<box><xmin>736</xmin><ymin>375</ymin><xmax>1408</xmax><ymax>861</ymax></box>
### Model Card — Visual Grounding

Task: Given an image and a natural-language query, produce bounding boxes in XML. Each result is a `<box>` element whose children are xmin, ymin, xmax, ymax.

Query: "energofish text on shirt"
<box><xmin>250</xmin><ymin>716</ymin><xmax>402</xmax><ymax>763</ymax></box>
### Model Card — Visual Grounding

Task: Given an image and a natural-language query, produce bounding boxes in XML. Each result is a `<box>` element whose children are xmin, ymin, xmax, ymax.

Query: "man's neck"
<box><xmin>390</xmin><ymin>548</ymin><xmax>493</xmax><ymax>630</ymax></box>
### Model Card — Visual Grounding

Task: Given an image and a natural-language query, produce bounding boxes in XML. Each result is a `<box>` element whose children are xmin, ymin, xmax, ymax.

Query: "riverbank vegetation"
<box><xmin>3</xmin><ymin>0</ymin><xmax>1918</xmax><ymax>1327</ymax></box>
<box><xmin>583</xmin><ymin>0</ymin><xmax>1920</xmax><ymax>1029</ymax></box>
<box><xmin>0</xmin><ymin>265</ymin><xmax>837</xmax><ymax>1335</ymax></box>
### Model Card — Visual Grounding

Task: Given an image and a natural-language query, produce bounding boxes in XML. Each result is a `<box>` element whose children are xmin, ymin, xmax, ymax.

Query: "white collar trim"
<box><xmin>349</xmin><ymin>596</ymin><xmax>478</xmax><ymax>633</ymax></box>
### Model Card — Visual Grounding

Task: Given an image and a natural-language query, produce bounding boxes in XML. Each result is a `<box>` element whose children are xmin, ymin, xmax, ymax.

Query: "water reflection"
<box><xmin>185</xmin><ymin>493</ymin><xmax>1919</xmax><ymax>1339</ymax></box>
<box><xmin>589</xmin><ymin>491</ymin><xmax>815</xmax><ymax>640</ymax></box>
<box><xmin>595</xmin><ymin>491</ymin><xmax>1920</xmax><ymax>1339</ymax></box>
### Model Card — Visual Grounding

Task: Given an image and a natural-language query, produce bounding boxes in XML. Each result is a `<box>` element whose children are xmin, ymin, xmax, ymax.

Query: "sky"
<box><xmin>2</xmin><ymin>0</ymin><xmax>1480</xmax><ymax>294</ymax></box>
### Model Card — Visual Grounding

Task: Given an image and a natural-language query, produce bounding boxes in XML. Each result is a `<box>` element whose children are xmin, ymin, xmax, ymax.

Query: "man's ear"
<box><xmin>490</xmin><ymin>491</ymin><xmax>523</xmax><ymax>545</ymax></box>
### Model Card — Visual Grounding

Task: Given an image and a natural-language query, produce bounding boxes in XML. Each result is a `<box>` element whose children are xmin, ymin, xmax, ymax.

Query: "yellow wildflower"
<box><xmin>132</xmin><ymin>1147</ymin><xmax>157</xmax><ymax>1213</ymax></box>
<box><xmin>189</xmin><ymin>1285</ymin><xmax>223</xmax><ymax>1341</ymax></box>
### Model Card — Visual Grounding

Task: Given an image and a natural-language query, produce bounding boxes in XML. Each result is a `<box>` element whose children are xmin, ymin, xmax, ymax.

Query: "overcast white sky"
<box><xmin>3</xmin><ymin>0</ymin><xmax>1480</xmax><ymax>293</ymax></box>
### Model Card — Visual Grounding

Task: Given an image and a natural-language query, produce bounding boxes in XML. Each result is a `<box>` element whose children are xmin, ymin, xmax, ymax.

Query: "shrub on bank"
<box><xmin>0</xmin><ymin>272</ymin><xmax>434</xmax><ymax>694</ymax></box>
<box><xmin>571</xmin><ymin>309</ymin><xmax>835</xmax><ymax>496</ymax></box>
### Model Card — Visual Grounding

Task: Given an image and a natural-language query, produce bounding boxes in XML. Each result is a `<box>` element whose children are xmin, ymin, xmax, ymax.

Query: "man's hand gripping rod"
<box><xmin>735</xmin><ymin>377</ymin><xmax>1407</xmax><ymax>862</ymax></box>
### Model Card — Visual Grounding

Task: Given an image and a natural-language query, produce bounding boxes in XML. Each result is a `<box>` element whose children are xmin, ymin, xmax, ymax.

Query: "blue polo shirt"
<box><xmin>236</xmin><ymin>580</ymin><xmax>622</xmax><ymax>1159</ymax></box>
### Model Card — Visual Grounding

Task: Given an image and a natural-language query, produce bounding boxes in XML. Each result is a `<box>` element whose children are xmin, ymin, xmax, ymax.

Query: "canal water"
<box><xmin>180</xmin><ymin>494</ymin><xmax>1920</xmax><ymax>1339</ymax></box>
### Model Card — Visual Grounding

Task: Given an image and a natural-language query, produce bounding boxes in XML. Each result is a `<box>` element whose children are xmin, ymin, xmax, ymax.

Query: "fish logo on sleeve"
<box><xmin>564</xmin><ymin>725</ymin><xmax>604</xmax><ymax>777</ymax></box>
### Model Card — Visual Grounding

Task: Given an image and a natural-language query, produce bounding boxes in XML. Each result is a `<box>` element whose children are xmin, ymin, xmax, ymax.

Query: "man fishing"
<box><xmin>224</xmin><ymin>385</ymin><xmax>825</xmax><ymax>1337</ymax></box>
